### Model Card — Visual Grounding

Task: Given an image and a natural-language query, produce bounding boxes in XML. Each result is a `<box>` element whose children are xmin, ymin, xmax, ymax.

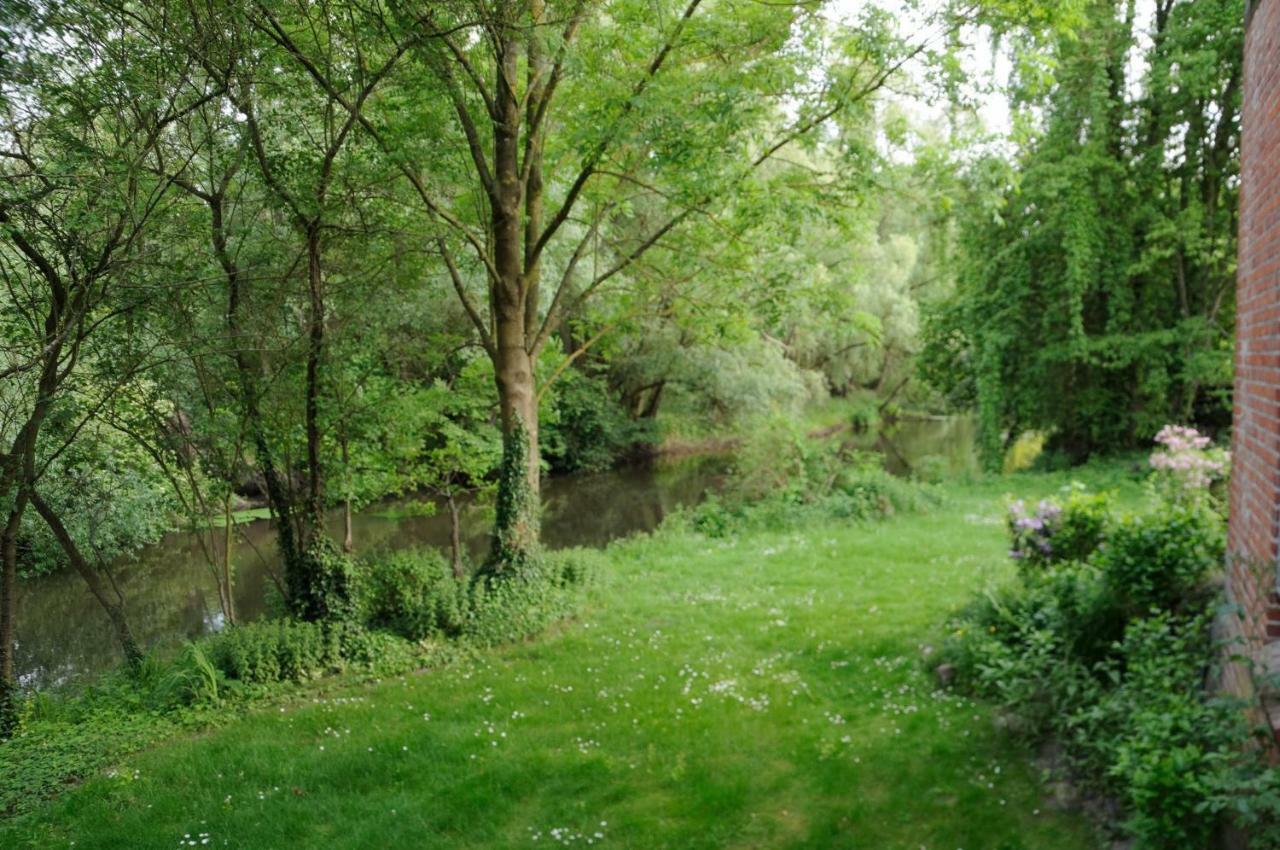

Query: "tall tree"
<box><xmin>0</xmin><ymin>0</ymin><xmax>220</xmax><ymax>729</ymax></box>
<box><xmin>261</xmin><ymin>0</ymin><xmax>918</xmax><ymax>570</ymax></box>
<box><xmin>921</xmin><ymin>0</ymin><xmax>1242</xmax><ymax>466</ymax></box>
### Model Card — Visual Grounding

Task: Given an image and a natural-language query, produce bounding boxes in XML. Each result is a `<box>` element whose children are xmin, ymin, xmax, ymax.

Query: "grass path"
<box><xmin>4</xmin><ymin>477</ymin><xmax>1107</xmax><ymax>849</ymax></box>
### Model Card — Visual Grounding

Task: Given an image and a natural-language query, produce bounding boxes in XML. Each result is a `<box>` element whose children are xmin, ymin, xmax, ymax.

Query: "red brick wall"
<box><xmin>1226</xmin><ymin>0</ymin><xmax>1280</xmax><ymax>713</ymax></box>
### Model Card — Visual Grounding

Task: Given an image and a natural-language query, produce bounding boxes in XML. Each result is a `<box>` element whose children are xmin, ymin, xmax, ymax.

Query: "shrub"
<box><xmin>353</xmin><ymin>546</ymin><xmax>597</xmax><ymax>645</ymax></box>
<box><xmin>542</xmin><ymin>548</ymin><xmax>601</xmax><ymax>589</ymax></box>
<box><xmin>356</xmin><ymin>548</ymin><xmax>463</xmax><ymax>640</ymax></box>
<box><xmin>681</xmin><ymin>434</ymin><xmax>930</xmax><ymax>539</ymax></box>
<box><xmin>687</xmin><ymin>494</ymin><xmax>740</xmax><ymax>539</ymax></box>
<box><xmin>943</xmin><ymin>441</ymin><xmax>1280</xmax><ymax>848</ymax></box>
<box><xmin>944</xmin><ymin>576</ymin><xmax>1105</xmax><ymax>737</ymax></box>
<box><xmin>334</xmin><ymin>623</ymin><xmax>437</xmax><ymax>675</ymax></box>
<box><xmin>205</xmin><ymin>619</ymin><xmax>340</xmax><ymax>685</ymax></box>
<box><xmin>831</xmin><ymin>458</ymin><xmax>928</xmax><ymax>517</ymax></box>
<box><xmin>1148</xmin><ymin>424</ymin><xmax>1229</xmax><ymax>503</ymax></box>
<box><xmin>1069</xmin><ymin>614</ymin><xmax>1249</xmax><ymax>849</ymax></box>
<box><xmin>1007</xmin><ymin>486</ymin><xmax>1112</xmax><ymax>569</ymax></box>
<box><xmin>1095</xmin><ymin>505</ymin><xmax>1223</xmax><ymax>615</ymax></box>
<box><xmin>541</xmin><ymin>368</ymin><xmax>654</xmax><ymax>473</ymax></box>
<box><xmin>460</xmin><ymin>573</ymin><xmax>575</xmax><ymax>648</ymax></box>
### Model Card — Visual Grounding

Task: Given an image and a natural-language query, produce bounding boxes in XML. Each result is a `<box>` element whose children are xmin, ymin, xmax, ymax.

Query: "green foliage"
<box><xmin>489</xmin><ymin>418</ymin><xmax>541</xmax><ymax>576</ymax></box>
<box><xmin>356</xmin><ymin>549</ymin><xmax>463</xmax><ymax>641</ymax></box>
<box><xmin>3</xmin><ymin>479</ymin><xmax>1116</xmax><ymax>849</ymax></box>
<box><xmin>205</xmin><ymin>620</ymin><xmax>341</xmax><ymax>686</ymax></box>
<box><xmin>542</xmin><ymin>548</ymin><xmax>603</xmax><ymax>590</ymax></box>
<box><xmin>1095</xmin><ymin>505</ymin><xmax>1223</xmax><ymax>616</ymax></box>
<box><xmin>922</xmin><ymin>0</ymin><xmax>1243</xmax><ymax>465</ymax></box>
<box><xmin>541</xmin><ymin>368</ymin><xmax>654</xmax><ymax>473</ymax></box>
<box><xmin>682</xmin><ymin>420</ymin><xmax>931</xmax><ymax>538</ymax></box>
<box><xmin>0</xmin><ymin>537</ymin><xmax>597</xmax><ymax>818</ymax></box>
<box><xmin>1073</xmin><ymin>613</ymin><xmax>1245</xmax><ymax>848</ymax></box>
<box><xmin>151</xmin><ymin>643</ymin><xmax>221</xmax><ymax>709</ymax></box>
<box><xmin>286</xmin><ymin>536</ymin><xmax>358</xmax><ymax>623</ymax></box>
<box><xmin>17</xmin><ymin>421</ymin><xmax>175</xmax><ymax>578</ymax></box>
<box><xmin>459</xmin><ymin>574</ymin><xmax>574</xmax><ymax>649</ymax></box>
<box><xmin>0</xmin><ymin>706</ymin><xmax>173</xmax><ymax>818</ymax></box>
<box><xmin>943</xmin><ymin>476</ymin><xmax>1275</xmax><ymax>847</ymax></box>
<box><xmin>1007</xmin><ymin>486</ymin><xmax>1113</xmax><ymax>569</ymax></box>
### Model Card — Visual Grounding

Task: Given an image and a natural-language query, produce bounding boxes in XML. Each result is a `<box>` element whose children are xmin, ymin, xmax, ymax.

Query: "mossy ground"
<box><xmin>1</xmin><ymin>466</ymin><xmax>1144</xmax><ymax>849</ymax></box>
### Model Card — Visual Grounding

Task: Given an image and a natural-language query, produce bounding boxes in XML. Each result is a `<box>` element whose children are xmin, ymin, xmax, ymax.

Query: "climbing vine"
<box><xmin>488</xmin><ymin>417</ymin><xmax>542</xmax><ymax>579</ymax></box>
<box><xmin>921</xmin><ymin>0</ymin><xmax>1242</xmax><ymax>467</ymax></box>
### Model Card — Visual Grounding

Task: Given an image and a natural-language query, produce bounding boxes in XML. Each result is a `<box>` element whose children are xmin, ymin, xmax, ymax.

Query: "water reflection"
<box><xmin>15</xmin><ymin>417</ymin><xmax>977</xmax><ymax>687</ymax></box>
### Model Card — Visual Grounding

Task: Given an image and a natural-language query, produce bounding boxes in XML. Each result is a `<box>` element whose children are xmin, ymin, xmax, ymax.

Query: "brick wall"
<box><xmin>1226</xmin><ymin>0</ymin><xmax>1280</xmax><ymax>724</ymax></box>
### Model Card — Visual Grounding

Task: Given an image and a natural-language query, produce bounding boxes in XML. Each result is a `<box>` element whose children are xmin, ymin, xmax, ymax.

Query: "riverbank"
<box><xmin>13</xmin><ymin>414</ymin><xmax>975</xmax><ymax>689</ymax></box>
<box><xmin>1</xmin><ymin>466</ymin><xmax>1144</xmax><ymax>848</ymax></box>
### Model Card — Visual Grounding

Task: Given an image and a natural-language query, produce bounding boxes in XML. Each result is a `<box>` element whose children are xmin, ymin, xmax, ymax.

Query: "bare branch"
<box><xmin>437</xmin><ymin>237</ymin><xmax>496</xmax><ymax>356</ymax></box>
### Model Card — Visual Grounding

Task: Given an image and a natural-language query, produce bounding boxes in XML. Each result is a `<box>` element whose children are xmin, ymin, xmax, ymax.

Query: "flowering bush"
<box><xmin>1007</xmin><ymin>486</ymin><xmax>1111</xmax><ymax>569</ymax></box>
<box><xmin>1148</xmin><ymin>424</ymin><xmax>1228</xmax><ymax>505</ymax></box>
<box><xmin>1007</xmin><ymin>498</ymin><xmax>1058</xmax><ymax>565</ymax></box>
<box><xmin>953</xmin><ymin>482</ymin><xmax>1267</xmax><ymax>848</ymax></box>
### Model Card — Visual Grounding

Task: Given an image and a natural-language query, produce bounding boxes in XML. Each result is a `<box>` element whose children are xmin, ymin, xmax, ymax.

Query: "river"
<box><xmin>14</xmin><ymin>416</ymin><xmax>978</xmax><ymax>689</ymax></box>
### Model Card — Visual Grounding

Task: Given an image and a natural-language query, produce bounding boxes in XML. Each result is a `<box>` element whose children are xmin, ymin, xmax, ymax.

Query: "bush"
<box><xmin>334</xmin><ymin>623</ymin><xmax>440</xmax><ymax>674</ymax></box>
<box><xmin>942</xmin><ymin>443</ymin><xmax>1280</xmax><ymax>848</ymax></box>
<box><xmin>356</xmin><ymin>548</ymin><xmax>464</xmax><ymax>640</ymax></box>
<box><xmin>459</xmin><ymin>551</ymin><xmax>595</xmax><ymax>648</ymax></box>
<box><xmin>1070</xmin><ymin>614</ymin><xmax>1249</xmax><ymax>848</ymax></box>
<box><xmin>205</xmin><ymin>619</ymin><xmax>341</xmax><ymax>686</ymax></box>
<box><xmin>1007</xmin><ymin>486</ymin><xmax>1112</xmax><ymax>569</ymax></box>
<box><xmin>680</xmin><ymin>427</ymin><xmax>931</xmax><ymax>538</ymax></box>
<box><xmin>541</xmin><ymin>368</ymin><xmax>654</xmax><ymax>473</ymax></box>
<box><xmin>1095</xmin><ymin>505</ymin><xmax>1223</xmax><ymax>615</ymax></box>
<box><xmin>543</xmin><ymin>548</ymin><xmax>602</xmax><ymax>589</ymax></box>
<box><xmin>942</xmin><ymin>575</ymin><xmax>1105</xmax><ymax>737</ymax></box>
<box><xmin>831</xmin><ymin>458</ymin><xmax>929</xmax><ymax>517</ymax></box>
<box><xmin>354</xmin><ymin>546</ymin><xmax>597</xmax><ymax>645</ymax></box>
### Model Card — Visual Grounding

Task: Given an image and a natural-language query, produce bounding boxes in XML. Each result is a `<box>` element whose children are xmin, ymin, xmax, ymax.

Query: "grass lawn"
<box><xmin>2</xmin><ymin>469</ymin><xmax>1141</xmax><ymax>849</ymax></box>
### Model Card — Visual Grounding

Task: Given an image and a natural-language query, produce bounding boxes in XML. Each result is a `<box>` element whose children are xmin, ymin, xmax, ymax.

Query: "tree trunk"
<box><xmin>488</xmin><ymin>29</ymin><xmax>542</xmax><ymax>573</ymax></box>
<box><xmin>217</xmin><ymin>190</ymin><xmax>302</xmax><ymax>582</ymax></box>
<box><xmin>341</xmin><ymin>434</ymin><xmax>353</xmax><ymax>553</ymax></box>
<box><xmin>447</xmin><ymin>493</ymin><xmax>464</xmax><ymax>579</ymax></box>
<box><xmin>28</xmin><ymin>491</ymin><xmax>142</xmax><ymax>670</ymax></box>
<box><xmin>304</xmin><ymin>223</ymin><xmax>326</xmax><ymax>537</ymax></box>
<box><xmin>640</xmin><ymin>381</ymin><xmax>665</xmax><ymax>419</ymax></box>
<box><xmin>0</xmin><ymin>502</ymin><xmax>24</xmax><ymax>736</ymax></box>
<box><xmin>491</xmin><ymin>339</ymin><xmax>541</xmax><ymax>572</ymax></box>
<box><xmin>523</xmin><ymin>0</ymin><xmax>547</xmax><ymax>350</ymax></box>
<box><xmin>221</xmin><ymin>491</ymin><xmax>236</xmax><ymax>626</ymax></box>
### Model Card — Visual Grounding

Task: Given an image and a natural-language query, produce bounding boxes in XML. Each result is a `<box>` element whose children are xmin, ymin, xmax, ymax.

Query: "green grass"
<box><xmin>2</xmin><ymin>468</ymin><xmax>1145</xmax><ymax>849</ymax></box>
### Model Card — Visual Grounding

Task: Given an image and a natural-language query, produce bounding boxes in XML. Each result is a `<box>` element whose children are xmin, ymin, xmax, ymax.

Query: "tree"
<box><xmin>0</xmin><ymin>0</ymin><xmax>221</xmax><ymax>729</ymax></box>
<box><xmin>920</xmin><ymin>0</ymin><xmax>1242</xmax><ymax>466</ymax></box>
<box><xmin>261</xmin><ymin>0</ymin><xmax>919</xmax><ymax>571</ymax></box>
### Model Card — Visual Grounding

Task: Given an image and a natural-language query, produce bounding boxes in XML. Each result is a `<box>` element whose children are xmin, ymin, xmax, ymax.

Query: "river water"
<box><xmin>14</xmin><ymin>416</ymin><xmax>978</xmax><ymax>688</ymax></box>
